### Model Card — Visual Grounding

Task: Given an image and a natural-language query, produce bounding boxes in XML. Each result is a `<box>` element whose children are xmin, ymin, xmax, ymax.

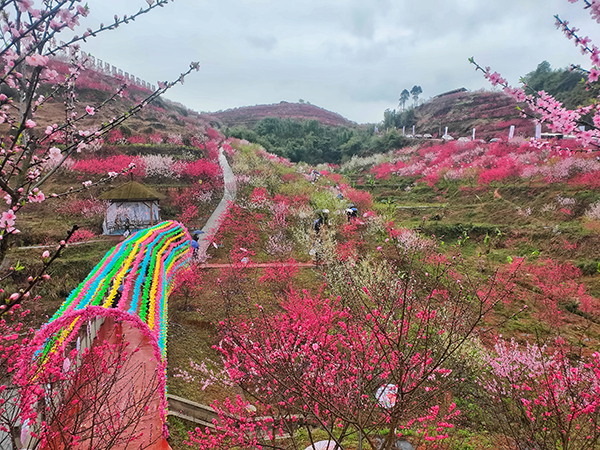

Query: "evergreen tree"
<box><xmin>410</xmin><ymin>85</ymin><xmax>423</xmax><ymax>107</ymax></box>
<box><xmin>399</xmin><ymin>89</ymin><xmax>410</xmax><ymax>111</ymax></box>
<box><xmin>227</xmin><ymin>117</ymin><xmax>410</xmax><ymax>164</ymax></box>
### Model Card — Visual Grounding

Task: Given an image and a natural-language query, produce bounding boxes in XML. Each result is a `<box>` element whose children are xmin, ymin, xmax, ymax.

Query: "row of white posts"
<box><xmin>53</xmin><ymin>44</ymin><xmax>156</xmax><ymax>91</ymax></box>
<box><xmin>84</xmin><ymin>52</ymin><xmax>156</xmax><ymax>91</ymax></box>
<box><xmin>399</xmin><ymin>123</ymin><xmax>573</xmax><ymax>141</ymax></box>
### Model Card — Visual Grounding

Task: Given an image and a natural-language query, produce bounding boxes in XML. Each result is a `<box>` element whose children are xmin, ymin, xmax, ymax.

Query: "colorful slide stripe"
<box><xmin>43</xmin><ymin>220</ymin><xmax>192</xmax><ymax>362</ymax></box>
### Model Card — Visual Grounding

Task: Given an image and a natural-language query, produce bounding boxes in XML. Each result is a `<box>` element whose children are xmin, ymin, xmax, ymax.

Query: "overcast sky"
<box><xmin>76</xmin><ymin>0</ymin><xmax>596</xmax><ymax>124</ymax></box>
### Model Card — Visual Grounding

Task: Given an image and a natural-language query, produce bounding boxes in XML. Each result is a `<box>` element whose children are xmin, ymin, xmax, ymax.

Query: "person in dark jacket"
<box><xmin>313</xmin><ymin>209</ymin><xmax>329</xmax><ymax>234</ymax></box>
<box><xmin>346</xmin><ymin>204</ymin><xmax>358</xmax><ymax>221</ymax></box>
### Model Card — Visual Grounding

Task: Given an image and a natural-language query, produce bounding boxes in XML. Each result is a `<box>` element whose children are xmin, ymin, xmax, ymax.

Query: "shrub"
<box><xmin>343</xmin><ymin>186</ymin><xmax>373</xmax><ymax>211</ymax></box>
<box><xmin>71</xmin><ymin>155</ymin><xmax>144</xmax><ymax>177</ymax></box>
<box><xmin>178</xmin><ymin>159</ymin><xmax>222</xmax><ymax>182</ymax></box>
<box><xmin>57</xmin><ymin>198</ymin><xmax>108</xmax><ymax>219</ymax></box>
<box><xmin>250</xmin><ymin>187</ymin><xmax>270</xmax><ymax>207</ymax></box>
<box><xmin>127</xmin><ymin>135</ymin><xmax>147</xmax><ymax>145</ymax></box>
<box><xmin>585</xmin><ymin>200</ymin><xmax>600</xmax><ymax>221</ymax></box>
<box><xmin>148</xmin><ymin>133</ymin><xmax>164</xmax><ymax>144</ymax></box>
<box><xmin>166</xmin><ymin>133</ymin><xmax>184</xmax><ymax>146</ymax></box>
<box><xmin>69</xmin><ymin>228</ymin><xmax>97</xmax><ymax>242</ymax></box>
<box><xmin>140</xmin><ymin>154</ymin><xmax>178</xmax><ymax>179</ymax></box>
<box><xmin>106</xmin><ymin>128</ymin><xmax>126</xmax><ymax>144</ymax></box>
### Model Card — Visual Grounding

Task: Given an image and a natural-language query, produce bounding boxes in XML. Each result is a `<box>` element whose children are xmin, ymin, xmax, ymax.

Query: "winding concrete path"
<box><xmin>196</xmin><ymin>148</ymin><xmax>237</xmax><ymax>258</ymax></box>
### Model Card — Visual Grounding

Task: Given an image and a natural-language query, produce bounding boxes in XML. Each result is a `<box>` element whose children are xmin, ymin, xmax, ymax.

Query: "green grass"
<box><xmin>349</xmin><ymin>174</ymin><xmax>600</xmax><ymax>348</ymax></box>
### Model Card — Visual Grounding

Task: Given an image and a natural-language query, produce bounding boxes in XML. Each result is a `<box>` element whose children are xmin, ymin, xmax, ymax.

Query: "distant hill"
<box><xmin>202</xmin><ymin>102</ymin><xmax>356</xmax><ymax>128</ymax></box>
<box><xmin>414</xmin><ymin>90</ymin><xmax>535</xmax><ymax>139</ymax></box>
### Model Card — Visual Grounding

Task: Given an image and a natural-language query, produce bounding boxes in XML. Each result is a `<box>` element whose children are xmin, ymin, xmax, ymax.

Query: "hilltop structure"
<box><xmin>433</xmin><ymin>87</ymin><xmax>467</xmax><ymax>99</ymax></box>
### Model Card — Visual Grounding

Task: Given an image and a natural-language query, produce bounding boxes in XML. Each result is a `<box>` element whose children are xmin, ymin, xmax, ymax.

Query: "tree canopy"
<box><xmin>410</xmin><ymin>85</ymin><xmax>423</xmax><ymax>107</ymax></box>
<box><xmin>227</xmin><ymin>118</ymin><xmax>410</xmax><ymax>165</ymax></box>
<box><xmin>399</xmin><ymin>89</ymin><xmax>410</xmax><ymax>111</ymax></box>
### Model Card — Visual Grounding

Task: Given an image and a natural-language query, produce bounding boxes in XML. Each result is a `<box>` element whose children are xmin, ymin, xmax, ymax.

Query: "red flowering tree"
<box><xmin>172</xmin><ymin>265</ymin><xmax>204</xmax><ymax>311</ymax></box>
<box><xmin>258</xmin><ymin>257</ymin><xmax>299</xmax><ymax>294</ymax></box>
<box><xmin>479</xmin><ymin>338</ymin><xmax>600</xmax><ymax>450</ymax></box>
<box><xmin>188</xmin><ymin>243</ymin><xmax>509</xmax><ymax>450</ymax></box>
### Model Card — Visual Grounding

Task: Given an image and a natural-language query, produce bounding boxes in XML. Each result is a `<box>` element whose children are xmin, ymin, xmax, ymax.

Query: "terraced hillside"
<box><xmin>415</xmin><ymin>90</ymin><xmax>535</xmax><ymax>139</ymax></box>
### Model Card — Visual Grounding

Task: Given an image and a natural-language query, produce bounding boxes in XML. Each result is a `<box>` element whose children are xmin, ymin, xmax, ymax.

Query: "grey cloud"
<box><xmin>246</xmin><ymin>35</ymin><xmax>278</xmax><ymax>51</ymax></box>
<box><xmin>348</xmin><ymin>7</ymin><xmax>376</xmax><ymax>39</ymax></box>
<box><xmin>77</xmin><ymin>0</ymin><xmax>597</xmax><ymax>123</ymax></box>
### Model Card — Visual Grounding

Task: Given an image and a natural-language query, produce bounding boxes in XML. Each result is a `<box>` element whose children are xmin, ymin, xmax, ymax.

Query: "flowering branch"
<box><xmin>470</xmin><ymin>57</ymin><xmax>600</xmax><ymax>149</ymax></box>
<box><xmin>0</xmin><ymin>224</ymin><xmax>78</xmax><ymax>317</ymax></box>
<box><xmin>50</xmin><ymin>164</ymin><xmax>135</xmax><ymax>199</ymax></box>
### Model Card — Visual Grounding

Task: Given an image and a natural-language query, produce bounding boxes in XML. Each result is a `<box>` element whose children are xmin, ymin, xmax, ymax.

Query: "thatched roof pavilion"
<box><xmin>100</xmin><ymin>181</ymin><xmax>165</xmax><ymax>235</ymax></box>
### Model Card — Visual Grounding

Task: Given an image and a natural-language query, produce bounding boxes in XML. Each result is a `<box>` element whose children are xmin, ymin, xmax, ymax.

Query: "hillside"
<box><xmin>29</xmin><ymin>59</ymin><xmax>211</xmax><ymax>139</ymax></box>
<box><xmin>201</xmin><ymin>101</ymin><xmax>356</xmax><ymax>128</ymax></box>
<box><xmin>414</xmin><ymin>90</ymin><xmax>535</xmax><ymax>139</ymax></box>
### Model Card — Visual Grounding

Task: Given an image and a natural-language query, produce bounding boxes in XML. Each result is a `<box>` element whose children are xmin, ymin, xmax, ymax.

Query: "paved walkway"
<box><xmin>18</xmin><ymin>238</ymin><xmax>120</xmax><ymax>250</ymax></box>
<box><xmin>196</xmin><ymin>148</ymin><xmax>237</xmax><ymax>257</ymax></box>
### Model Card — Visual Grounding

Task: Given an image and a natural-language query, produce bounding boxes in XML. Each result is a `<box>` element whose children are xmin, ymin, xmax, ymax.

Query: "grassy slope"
<box><xmin>165</xmin><ymin>141</ymin><xmax>600</xmax><ymax>447</ymax></box>
<box><xmin>33</xmin><ymin>61</ymin><xmax>210</xmax><ymax>138</ymax></box>
<box><xmin>16</xmin><ymin>68</ymin><xmax>600</xmax><ymax>447</ymax></box>
<box><xmin>358</xmin><ymin>174</ymin><xmax>600</xmax><ymax>347</ymax></box>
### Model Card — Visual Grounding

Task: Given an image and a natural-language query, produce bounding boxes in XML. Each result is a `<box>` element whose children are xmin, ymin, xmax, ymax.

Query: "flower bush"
<box><xmin>56</xmin><ymin>198</ymin><xmax>107</xmax><ymax>219</ymax></box>
<box><xmin>585</xmin><ymin>200</ymin><xmax>600</xmax><ymax>221</ymax></box>
<box><xmin>480</xmin><ymin>339</ymin><xmax>600</xmax><ymax>450</ymax></box>
<box><xmin>178</xmin><ymin>159</ymin><xmax>222</xmax><ymax>183</ymax></box>
<box><xmin>127</xmin><ymin>135</ymin><xmax>147</xmax><ymax>145</ymax></box>
<box><xmin>72</xmin><ymin>155</ymin><xmax>144</xmax><ymax>178</ymax></box>
<box><xmin>167</xmin><ymin>133</ymin><xmax>184</xmax><ymax>146</ymax></box>
<box><xmin>148</xmin><ymin>133</ymin><xmax>164</xmax><ymax>145</ymax></box>
<box><xmin>69</xmin><ymin>228</ymin><xmax>97</xmax><ymax>242</ymax></box>
<box><xmin>368</xmin><ymin>140</ymin><xmax>600</xmax><ymax>187</ymax></box>
<box><xmin>141</xmin><ymin>154</ymin><xmax>179</xmax><ymax>179</ymax></box>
